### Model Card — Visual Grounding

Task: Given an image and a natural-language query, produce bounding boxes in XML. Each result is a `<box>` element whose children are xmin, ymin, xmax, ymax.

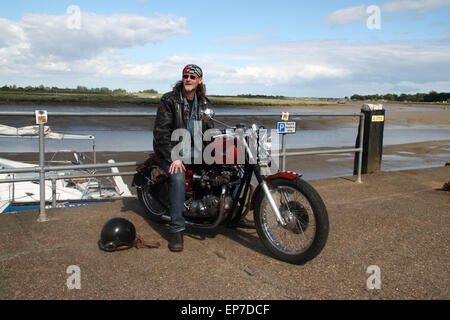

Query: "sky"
<box><xmin>0</xmin><ymin>0</ymin><xmax>449</xmax><ymax>97</ymax></box>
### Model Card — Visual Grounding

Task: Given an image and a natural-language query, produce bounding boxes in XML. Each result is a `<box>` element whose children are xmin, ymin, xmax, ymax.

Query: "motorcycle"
<box><xmin>132</xmin><ymin>109</ymin><xmax>329</xmax><ymax>264</ymax></box>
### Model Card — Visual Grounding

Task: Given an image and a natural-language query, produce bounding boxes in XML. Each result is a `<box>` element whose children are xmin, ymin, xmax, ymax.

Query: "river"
<box><xmin>1</xmin><ymin>104</ymin><xmax>448</xmax><ymax>151</ymax></box>
<box><xmin>0</xmin><ymin>104</ymin><xmax>449</xmax><ymax>179</ymax></box>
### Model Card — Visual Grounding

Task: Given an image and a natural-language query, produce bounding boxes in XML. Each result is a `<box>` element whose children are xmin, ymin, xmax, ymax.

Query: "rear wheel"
<box><xmin>254</xmin><ymin>178</ymin><xmax>329</xmax><ymax>264</ymax></box>
<box><xmin>137</xmin><ymin>184</ymin><xmax>167</xmax><ymax>223</ymax></box>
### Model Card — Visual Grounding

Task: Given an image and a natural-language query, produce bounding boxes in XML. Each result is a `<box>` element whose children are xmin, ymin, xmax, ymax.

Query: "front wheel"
<box><xmin>254</xmin><ymin>178</ymin><xmax>329</xmax><ymax>264</ymax></box>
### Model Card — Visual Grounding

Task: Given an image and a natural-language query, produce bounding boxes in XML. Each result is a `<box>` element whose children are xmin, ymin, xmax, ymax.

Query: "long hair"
<box><xmin>173</xmin><ymin>80</ymin><xmax>206</xmax><ymax>102</ymax></box>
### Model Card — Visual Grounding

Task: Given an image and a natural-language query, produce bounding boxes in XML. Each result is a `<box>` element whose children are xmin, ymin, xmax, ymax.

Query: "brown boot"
<box><xmin>168</xmin><ymin>231</ymin><xmax>183</xmax><ymax>252</ymax></box>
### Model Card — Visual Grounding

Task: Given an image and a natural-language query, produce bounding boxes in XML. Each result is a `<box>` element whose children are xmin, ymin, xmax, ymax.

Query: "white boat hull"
<box><xmin>0</xmin><ymin>157</ymin><xmax>132</xmax><ymax>214</ymax></box>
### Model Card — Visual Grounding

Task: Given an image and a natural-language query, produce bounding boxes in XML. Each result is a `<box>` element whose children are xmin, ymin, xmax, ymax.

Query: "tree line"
<box><xmin>237</xmin><ymin>94</ymin><xmax>286</xmax><ymax>99</ymax></box>
<box><xmin>0</xmin><ymin>84</ymin><xmax>158</xmax><ymax>95</ymax></box>
<box><xmin>350</xmin><ymin>91</ymin><xmax>450</xmax><ymax>103</ymax></box>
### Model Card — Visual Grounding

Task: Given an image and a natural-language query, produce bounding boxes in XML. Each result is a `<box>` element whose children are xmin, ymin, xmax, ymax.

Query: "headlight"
<box><xmin>258</xmin><ymin>129</ymin><xmax>272</xmax><ymax>166</ymax></box>
<box><xmin>263</xmin><ymin>134</ymin><xmax>272</xmax><ymax>151</ymax></box>
<box><xmin>258</xmin><ymin>129</ymin><xmax>271</xmax><ymax>151</ymax></box>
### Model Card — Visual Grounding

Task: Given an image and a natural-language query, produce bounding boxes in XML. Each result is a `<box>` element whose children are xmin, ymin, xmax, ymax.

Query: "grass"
<box><xmin>0</xmin><ymin>90</ymin><xmax>161</xmax><ymax>106</ymax></box>
<box><xmin>2</xmin><ymin>88</ymin><xmax>447</xmax><ymax>108</ymax></box>
<box><xmin>0</xmin><ymin>90</ymin><xmax>341</xmax><ymax>107</ymax></box>
<box><xmin>209</xmin><ymin>96</ymin><xmax>337</xmax><ymax>107</ymax></box>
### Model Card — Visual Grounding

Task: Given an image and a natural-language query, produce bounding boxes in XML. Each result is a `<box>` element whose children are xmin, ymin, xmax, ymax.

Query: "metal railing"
<box><xmin>0</xmin><ymin>110</ymin><xmax>364</xmax><ymax>221</ymax></box>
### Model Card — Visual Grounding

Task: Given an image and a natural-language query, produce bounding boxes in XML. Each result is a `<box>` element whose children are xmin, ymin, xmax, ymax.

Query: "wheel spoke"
<box><xmin>261</xmin><ymin>186</ymin><xmax>316</xmax><ymax>254</ymax></box>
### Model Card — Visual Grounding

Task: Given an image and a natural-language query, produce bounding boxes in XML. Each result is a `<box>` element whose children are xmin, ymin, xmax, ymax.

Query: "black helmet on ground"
<box><xmin>98</xmin><ymin>217</ymin><xmax>136</xmax><ymax>252</ymax></box>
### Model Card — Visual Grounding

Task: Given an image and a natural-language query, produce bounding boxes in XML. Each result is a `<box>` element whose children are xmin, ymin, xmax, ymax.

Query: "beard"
<box><xmin>183</xmin><ymin>84</ymin><xmax>196</xmax><ymax>93</ymax></box>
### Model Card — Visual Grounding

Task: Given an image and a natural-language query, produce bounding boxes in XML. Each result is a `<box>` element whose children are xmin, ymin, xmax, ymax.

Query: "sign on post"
<box><xmin>371</xmin><ymin>115</ymin><xmax>384</xmax><ymax>122</ymax></box>
<box><xmin>35</xmin><ymin>110</ymin><xmax>48</xmax><ymax>124</ymax></box>
<box><xmin>277</xmin><ymin>122</ymin><xmax>296</xmax><ymax>134</ymax></box>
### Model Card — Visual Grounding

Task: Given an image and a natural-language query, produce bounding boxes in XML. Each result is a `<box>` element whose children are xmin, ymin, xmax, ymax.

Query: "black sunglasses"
<box><xmin>183</xmin><ymin>74</ymin><xmax>197</xmax><ymax>80</ymax></box>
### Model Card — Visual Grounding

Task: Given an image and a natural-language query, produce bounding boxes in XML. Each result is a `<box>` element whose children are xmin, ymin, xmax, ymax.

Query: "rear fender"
<box><xmin>132</xmin><ymin>153</ymin><xmax>163</xmax><ymax>187</ymax></box>
<box><xmin>249</xmin><ymin>171</ymin><xmax>302</xmax><ymax>210</ymax></box>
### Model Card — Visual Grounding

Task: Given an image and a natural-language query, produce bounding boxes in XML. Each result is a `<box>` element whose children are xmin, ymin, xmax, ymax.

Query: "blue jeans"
<box><xmin>160</xmin><ymin>160</ymin><xmax>186</xmax><ymax>233</ymax></box>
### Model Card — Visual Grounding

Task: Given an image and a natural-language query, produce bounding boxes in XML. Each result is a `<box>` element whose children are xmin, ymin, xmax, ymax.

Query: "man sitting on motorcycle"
<box><xmin>153</xmin><ymin>64</ymin><xmax>213</xmax><ymax>252</ymax></box>
<box><xmin>153</xmin><ymin>64</ymin><xmax>254</xmax><ymax>252</ymax></box>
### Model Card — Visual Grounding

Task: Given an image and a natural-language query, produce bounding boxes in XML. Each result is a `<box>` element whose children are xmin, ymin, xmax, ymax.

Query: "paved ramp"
<box><xmin>0</xmin><ymin>166</ymin><xmax>448</xmax><ymax>300</ymax></box>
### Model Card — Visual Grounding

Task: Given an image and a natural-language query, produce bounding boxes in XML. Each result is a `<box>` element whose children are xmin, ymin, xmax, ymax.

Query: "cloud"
<box><xmin>4</xmin><ymin>35</ymin><xmax>449</xmax><ymax>96</ymax></box>
<box><xmin>201</xmin><ymin>38</ymin><xmax>450</xmax><ymax>96</ymax></box>
<box><xmin>0</xmin><ymin>12</ymin><xmax>188</xmax><ymax>63</ymax></box>
<box><xmin>20</xmin><ymin>12</ymin><xmax>188</xmax><ymax>60</ymax></box>
<box><xmin>382</xmin><ymin>0</ymin><xmax>450</xmax><ymax>12</ymax></box>
<box><xmin>221</xmin><ymin>62</ymin><xmax>350</xmax><ymax>86</ymax></box>
<box><xmin>0</xmin><ymin>10</ymin><xmax>190</xmax><ymax>87</ymax></box>
<box><xmin>0</xmin><ymin>19</ymin><xmax>27</xmax><ymax>48</ymax></box>
<box><xmin>325</xmin><ymin>5</ymin><xmax>367</xmax><ymax>25</ymax></box>
<box><xmin>326</xmin><ymin>0</ymin><xmax>450</xmax><ymax>25</ymax></box>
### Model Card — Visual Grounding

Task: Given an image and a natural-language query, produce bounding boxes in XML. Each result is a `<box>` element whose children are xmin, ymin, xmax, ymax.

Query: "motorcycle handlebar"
<box><xmin>213</xmin><ymin>128</ymin><xmax>259</xmax><ymax>140</ymax></box>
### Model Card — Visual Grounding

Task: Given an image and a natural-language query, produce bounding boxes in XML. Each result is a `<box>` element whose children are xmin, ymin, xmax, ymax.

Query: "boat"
<box><xmin>0</xmin><ymin>124</ymin><xmax>132</xmax><ymax>214</ymax></box>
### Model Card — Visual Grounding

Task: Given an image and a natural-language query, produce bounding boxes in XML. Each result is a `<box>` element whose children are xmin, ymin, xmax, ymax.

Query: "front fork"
<box><xmin>251</xmin><ymin>164</ymin><xmax>286</xmax><ymax>227</ymax></box>
<box><xmin>239</xmin><ymin>133</ymin><xmax>286</xmax><ymax>227</ymax></box>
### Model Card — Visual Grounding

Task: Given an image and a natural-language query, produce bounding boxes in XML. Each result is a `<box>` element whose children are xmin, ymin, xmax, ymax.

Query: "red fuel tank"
<box><xmin>205</xmin><ymin>137</ymin><xmax>245</xmax><ymax>165</ymax></box>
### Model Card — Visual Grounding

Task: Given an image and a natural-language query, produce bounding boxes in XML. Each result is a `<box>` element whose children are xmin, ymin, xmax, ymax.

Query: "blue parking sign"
<box><xmin>277</xmin><ymin>121</ymin><xmax>296</xmax><ymax>134</ymax></box>
<box><xmin>277</xmin><ymin>122</ymin><xmax>286</xmax><ymax>133</ymax></box>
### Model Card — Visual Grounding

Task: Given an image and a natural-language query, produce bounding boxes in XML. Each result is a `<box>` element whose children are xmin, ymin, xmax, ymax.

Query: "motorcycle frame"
<box><xmin>136</xmin><ymin>128</ymin><xmax>297</xmax><ymax>229</ymax></box>
<box><xmin>142</xmin><ymin>161</ymin><xmax>297</xmax><ymax>230</ymax></box>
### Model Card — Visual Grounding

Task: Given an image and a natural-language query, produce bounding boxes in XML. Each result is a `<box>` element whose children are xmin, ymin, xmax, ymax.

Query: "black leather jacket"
<box><xmin>153</xmin><ymin>89</ymin><xmax>214</xmax><ymax>163</ymax></box>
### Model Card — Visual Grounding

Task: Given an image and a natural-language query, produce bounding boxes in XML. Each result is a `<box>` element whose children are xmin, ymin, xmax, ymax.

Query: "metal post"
<box><xmin>356</xmin><ymin>114</ymin><xmax>365</xmax><ymax>183</ymax></box>
<box><xmin>37</xmin><ymin>123</ymin><xmax>48</xmax><ymax>222</ymax></box>
<box><xmin>281</xmin><ymin>133</ymin><xmax>286</xmax><ymax>171</ymax></box>
<box><xmin>93</xmin><ymin>139</ymin><xmax>96</xmax><ymax>164</ymax></box>
<box><xmin>51</xmin><ymin>178</ymin><xmax>57</xmax><ymax>208</ymax></box>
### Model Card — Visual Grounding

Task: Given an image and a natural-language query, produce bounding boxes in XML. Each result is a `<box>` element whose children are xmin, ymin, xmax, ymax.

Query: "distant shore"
<box><xmin>1</xmin><ymin>89</ymin><xmax>449</xmax><ymax>108</ymax></box>
<box><xmin>0</xmin><ymin>99</ymin><xmax>446</xmax><ymax>108</ymax></box>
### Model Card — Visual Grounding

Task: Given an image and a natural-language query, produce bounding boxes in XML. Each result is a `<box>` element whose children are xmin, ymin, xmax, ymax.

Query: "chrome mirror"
<box><xmin>201</xmin><ymin>108</ymin><xmax>215</xmax><ymax>121</ymax></box>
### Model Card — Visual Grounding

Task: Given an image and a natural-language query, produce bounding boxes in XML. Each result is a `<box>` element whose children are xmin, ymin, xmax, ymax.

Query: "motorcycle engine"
<box><xmin>184</xmin><ymin>167</ymin><xmax>237</xmax><ymax>218</ymax></box>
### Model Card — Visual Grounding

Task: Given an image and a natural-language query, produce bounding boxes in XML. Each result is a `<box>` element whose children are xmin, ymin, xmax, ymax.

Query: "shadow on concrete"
<box><xmin>120</xmin><ymin>197</ymin><xmax>273</xmax><ymax>259</ymax></box>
